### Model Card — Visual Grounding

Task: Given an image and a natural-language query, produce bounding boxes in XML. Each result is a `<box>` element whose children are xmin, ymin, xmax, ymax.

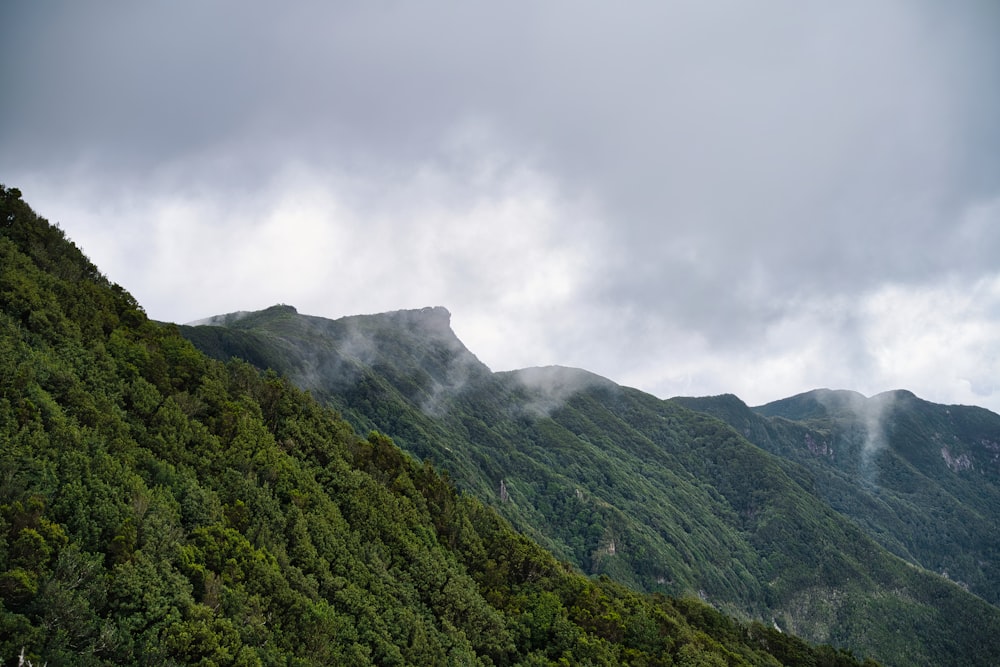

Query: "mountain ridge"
<box><xmin>675</xmin><ymin>388</ymin><xmax>1000</xmax><ymax>606</ymax></box>
<box><xmin>4</xmin><ymin>184</ymin><xmax>883</xmax><ymax>665</ymax></box>
<box><xmin>182</xmin><ymin>301</ymin><xmax>1000</xmax><ymax>666</ymax></box>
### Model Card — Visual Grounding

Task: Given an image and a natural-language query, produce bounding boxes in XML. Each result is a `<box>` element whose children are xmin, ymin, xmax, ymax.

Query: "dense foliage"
<box><xmin>0</xmin><ymin>186</ymin><xmax>883</xmax><ymax>665</ymax></box>
<box><xmin>184</xmin><ymin>300</ymin><xmax>1000</xmax><ymax>666</ymax></box>
<box><xmin>676</xmin><ymin>390</ymin><xmax>1000</xmax><ymax>607</ymax></box>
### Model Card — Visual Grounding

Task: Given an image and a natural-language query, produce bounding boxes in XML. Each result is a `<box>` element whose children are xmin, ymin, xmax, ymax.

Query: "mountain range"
<box><xmin>181</xmin><ymin>302</ymin><xmax>1000</xmax><ymax>666</ymax></box>
<box><xmin>676</xmin><ymin>388</ymin><xmax>1000</xmax><ymax>606</ymax></box>
<box><xmin>7</xmin><ymin>182</ymin><xmax>1000</xmax><ymax>665</ymax></box>
<box><xmin>2</xmin><ymin>186</ymin><xmax>885</xmax><ymax>665</ymax></box>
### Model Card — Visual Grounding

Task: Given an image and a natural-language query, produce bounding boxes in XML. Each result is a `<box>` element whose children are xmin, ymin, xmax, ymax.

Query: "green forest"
<box><xmin>180</xmin><ymin>294</ymin><xmax>1000</xmax><ymax>666</ymax></box>
<box><xmin>677</xmin><ymin>389</ymin><xmax>1000</xmax><ymax>608</ymax></box>
<box><xmin>0</xmin><ymin>186</ymin><xmax>884</xmax><ymax>664</ymax></box>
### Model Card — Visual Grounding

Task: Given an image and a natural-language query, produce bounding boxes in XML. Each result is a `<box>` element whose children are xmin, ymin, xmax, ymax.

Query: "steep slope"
<box><xmin>675</xmin><ymin>389</ymin><xmax>1000</xmax><ymax>606</ymax></box>
<box><xmin>0</xmin><ymin>184</ymin><xmax>873</xmax><ymax>665</ymax></box>
<box><xmin>183</xmin><ymin>302</ymin><xmax>1000</xmax><ymax>666</ymax></box>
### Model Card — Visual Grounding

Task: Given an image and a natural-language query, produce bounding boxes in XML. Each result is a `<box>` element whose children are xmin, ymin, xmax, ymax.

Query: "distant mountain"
<box><xmin>675</xmin><ymin>388</ymin><xmax>1000</xmax><ymax>606</ymax></box>
<box><xmin>3</xmin><ymin>184</ymin><xmax>873</xmax><ymax>665</ymax></box>
<box><xmin>183</xmin><ymin>303</ymin><xmax>1000</xmax><ymax>666</ymax></box>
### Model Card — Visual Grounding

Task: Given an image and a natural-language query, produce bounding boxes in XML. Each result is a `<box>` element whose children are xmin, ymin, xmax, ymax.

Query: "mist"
<box><xmin>3</xmin><ymin>2</ymin><xmax>999</xmax><ymax>412</ymax></box>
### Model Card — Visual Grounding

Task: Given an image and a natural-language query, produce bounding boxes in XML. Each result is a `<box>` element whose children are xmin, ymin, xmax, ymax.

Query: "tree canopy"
<box><xmin>0</xmin><ymin>184</ymin><xmax>879</xmax><ymax>666</ymax></box>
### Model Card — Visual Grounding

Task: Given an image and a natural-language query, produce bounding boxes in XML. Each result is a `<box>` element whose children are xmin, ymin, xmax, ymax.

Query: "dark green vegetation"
<box><xmin>675</xmin><ymin>389</ymin><xmax>1000</xmax><ymax>607</ymax></box>
<box><xmin>0</xmin><ymin>188</ymin><xmax>884</xmax><ymax>664</ymax></box>
<box><xmin>184</xmin><ymin>302</ymin><xmax>1000</xmax><ymax>667</ymax></box>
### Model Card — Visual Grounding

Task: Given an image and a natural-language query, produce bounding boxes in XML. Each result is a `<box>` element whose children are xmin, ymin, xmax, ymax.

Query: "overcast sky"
<box><xmin>3</xmin><ymin>1</ymin><xmax>1000</xmax><ymax>411</ymax></box>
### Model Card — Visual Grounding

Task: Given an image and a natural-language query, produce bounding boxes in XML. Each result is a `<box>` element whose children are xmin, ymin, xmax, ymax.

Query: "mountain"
<box><xmin>182</xmin><ymin>302</ymin><xmax>1000</xmax><ymax>666</ymax></box>
<box><xmin>0</xmin><ymin>185</ymin><xmax>876</xmax><ymax>665</ymax></box>
<box><xmin>674</xmin><ymin>389</ymin><xmax>1000</xmax><ymax>607</ymax></box>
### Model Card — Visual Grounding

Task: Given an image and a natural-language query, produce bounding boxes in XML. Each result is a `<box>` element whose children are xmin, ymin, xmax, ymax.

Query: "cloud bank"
<box><xmin>2</xmin><ymin>1</ymin><xmax>999</xmax><ymax>411</ymax></box>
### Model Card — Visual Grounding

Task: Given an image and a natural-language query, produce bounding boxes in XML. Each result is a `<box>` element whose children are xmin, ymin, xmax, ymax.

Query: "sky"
<box><xmin>3</xmin><ymin>1</ymin><xmax>1000</xmax><ymax>411</ymax></box>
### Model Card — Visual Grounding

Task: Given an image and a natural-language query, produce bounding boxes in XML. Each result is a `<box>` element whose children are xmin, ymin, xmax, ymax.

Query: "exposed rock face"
<box><xmin>941</xmin><ymin>446</ymin><xmax>973</xmax><ymax>473</ymax></box>
<box><xmin>805</xmin><ymin>433</ymin><xmax>833</xmax><ymax>458</ymax></box>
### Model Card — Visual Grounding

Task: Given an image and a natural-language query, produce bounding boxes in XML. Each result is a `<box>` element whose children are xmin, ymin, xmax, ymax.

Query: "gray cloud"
<box><xmin>2</xmin><ymin>1</ymin><xmax>999</xmax><ymax>411</ymax></box>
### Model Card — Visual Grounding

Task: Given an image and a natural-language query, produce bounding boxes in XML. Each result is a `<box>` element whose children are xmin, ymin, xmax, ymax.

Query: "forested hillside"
<box><xmin>674</xmin><ymin>389</ymin><xmax>1000</xmax><ymax>607</ymax></box>
<box><xmin>0</xmin><ymin>186</ymin><xmax>883</xmax><ymax>665</ymax></box>
<box><xmin>182</xmin><ymin>302</ymin><xmax>1000</xmax><ymax>666</ymax></box>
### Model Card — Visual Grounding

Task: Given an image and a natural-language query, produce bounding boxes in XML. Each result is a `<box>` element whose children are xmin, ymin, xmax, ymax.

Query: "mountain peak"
<box><xmin>186</xmin><ymin>303</ymin><xmax>298</xmax><ymax>328</ymax></box>
<box><xmin>754</xmin><ymin>388</ymin><xmax>868</xmax><ymax>420</ymax></box>
<box><xmin>754</xmin><ymin>388</ymin><xmax>924</xmax><ymax>422</ymax></box>
<box><xmin>505</xmin><ymin>365</ymin><xmax>615</xmax><ymax>393</ymax></box>
<box><xmin>376</xmin><ymin>306</ymin><xmax>453</xmax><ymax>336</ymax></box>
<box><xmin>183</xmin><ymin>304</ymin><xmax>490</xmax><ymax>411</ymax></box>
